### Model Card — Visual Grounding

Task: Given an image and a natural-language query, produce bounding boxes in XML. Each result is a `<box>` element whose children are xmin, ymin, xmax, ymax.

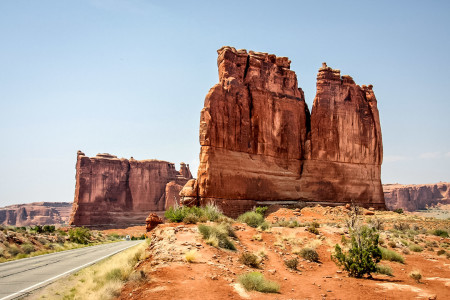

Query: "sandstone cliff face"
<box><xmin>183</xmin><ymin>47</ymin><xmax>385</xmax><ymax>216</ymax></box>
<box><xmin>383</xmin><ymin>183</ymin><xmax>450</xmax><ymax>211</ymax></box>
<box><xmin>70</xmin><ymin>152</ymin><xmax>192</xmax><ymax>228</ymax></box>
<box><xmin>300</xmin><ymin>63</ymin><xmax>384</xmax><ymax>208</ymax></box>
<box><xmin>0</xmin><ymin>202</ymin><xmax>72</xmax><ymax>226</ymax></box>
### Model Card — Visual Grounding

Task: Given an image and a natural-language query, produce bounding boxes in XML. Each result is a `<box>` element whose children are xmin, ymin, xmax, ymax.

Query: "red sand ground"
<box><xmin>117</xmin><ymin>207</ymin><xmax>449</xmax><ymax>300</ymax></box>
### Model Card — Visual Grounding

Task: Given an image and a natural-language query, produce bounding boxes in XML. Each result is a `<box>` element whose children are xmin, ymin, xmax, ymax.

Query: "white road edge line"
<box><xmin>0</xmin><ymin>241</ymin><xmax>124</xmax><ymax>266</ymax></box>
<box><xmin>0</xmin><ymin>241</ymin><xmax>144</xmax><ymax>300</ymax></box>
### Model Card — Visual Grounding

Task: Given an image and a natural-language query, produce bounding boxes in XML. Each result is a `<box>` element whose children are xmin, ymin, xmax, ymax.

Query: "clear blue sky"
<box><xmin>1</xmin><ymin>0</ymin><xmax>449</xmax><ymax>206</ymax></box>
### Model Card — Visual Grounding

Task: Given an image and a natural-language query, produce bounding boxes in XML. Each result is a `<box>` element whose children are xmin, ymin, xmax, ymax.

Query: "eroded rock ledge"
<box><xmin>182</xmin><ymin>46</ymin><xmax>385</xmax><ymax>216</ymax></box>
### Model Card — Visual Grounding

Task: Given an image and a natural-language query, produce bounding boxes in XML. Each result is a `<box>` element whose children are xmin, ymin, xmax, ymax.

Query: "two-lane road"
<box><xmin>0</xmin><ymin>240</ymin><xmax>144</xmax><ymax>300</ymax></box>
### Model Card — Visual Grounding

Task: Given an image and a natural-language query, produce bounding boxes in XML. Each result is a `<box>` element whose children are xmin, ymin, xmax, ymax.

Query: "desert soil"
<box><xmin>116</xmin><ymin>206</ymin><xmax>450</xmax><ymax>300</ymax></box>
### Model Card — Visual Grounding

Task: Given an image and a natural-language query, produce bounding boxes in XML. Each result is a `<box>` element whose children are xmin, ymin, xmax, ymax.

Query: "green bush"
<box><xmin>42</xmin><ymin>225</ymin><xmax>56</xmax><ymax>233</ymax></box>
<box><xmin>22</xmin><ymin>243</ymin><xmax>35</xmax><ymax>254</ymax></box>
<box><xmin>379</xmin><ymin>247</ymin><xmax>405</xmax><ymax>263</ymax></box>
<box><xmin>299</xmin><ymin>247</ymin><xmax>319</xmax><ymax>262</ymax></box>
<box><xmin>254</xmin><ymin>206</ymin><xmax>268</xmax><ymax>216</ymax></box>
<box><xmin>393</xmin><ymin>208</ymin><xmax>403</xmax><ymax>214</ymax></box>
<box><xmin>307</xmin><ymin>225</ymin><xmax>319</xmax><ymax>235</ymax></box>
<box><xmin>408</xmin><ymin>244</ymin><xmax>423</xmax><ymax>252</ymax></box>
<box><xmin>68</xmin><ymin>227</ymin><xmax>91</xmax><ymax>244</ymax></box>
<box><xmin>284</xmin><ymin>258</ymin><xmax>298</xmax><ymax>270</ymax></box>
<box><xmin>333</xmin><ymin>226</ymin><xmax>381</xmax><ymax>278</ymax></box>
<box><xmin>165</xmin><ymin>204</ymin><xmax>223</xmax><ymax>223</ymax></box>
<box><xmin>237</xmin><ymin>211</ymin><xmax>264</xmax><ymax>228</ymax></box>
<box><xmin>238</xmin><ymin>272</ymin><xmax>280</xmax><ymax>293</ymax></box>
<box><xmin>7</xmin><ymin>245</ymin><xmax>21</xmax><ymax>257</ymax></box>
<box><xmin>239</xmin><ymin>252</ymin><xmax>260</xmax><ymax>268</ymax></box>
<box><xmin>388</xmin><ymin>241</ymin><xmax>397</xmax><ymax>248</ymax></box>
<box><xmin>433</xmin><ymin>229</ymin><xmax>449</xmax><ymax>238</ymax></box>
<box><xmin>198</xmin><ymin>223</ymin><xmax>236</xmax><ymax>250</ymax></box>
<box><xmin>437</xmin><ymin>249</ymin><xmax>446</xmax><ymax>256</ymax></box>
<box><xmin>258</xmin><ymin>221</ymin><xmax>271</xmax><ymax>231</ymax></box>
<box><xmin>376</xmin><ymin>264</ymin><xmax>393</xmax><ymax>276</ymax></box>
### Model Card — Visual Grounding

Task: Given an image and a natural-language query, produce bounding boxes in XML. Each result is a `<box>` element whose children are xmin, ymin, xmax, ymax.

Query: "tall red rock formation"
<box><xmin>70</xmin><ymin>151</ymin><xmax>192</xmax><ymax>228</ymax></box>
<box><xmin>181</xmin><ymin>47</ymin><xmax>385</xmax><ymax>216</ymax></box>
<box><xmin>383</xmin><ymin>182</ymin><xmax>450</xmax><ymax>211</ymax></box>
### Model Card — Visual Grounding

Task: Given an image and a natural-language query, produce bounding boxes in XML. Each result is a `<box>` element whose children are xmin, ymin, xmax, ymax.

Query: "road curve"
<box><xmin>0</xmin><ymin>240</ymin><xmax>144</xmax><ymax>300</ymax></box>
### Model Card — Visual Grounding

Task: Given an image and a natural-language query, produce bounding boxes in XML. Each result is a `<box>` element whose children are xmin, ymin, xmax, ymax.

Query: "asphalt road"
<box><xmin>0</xmin><ymin>240</ymin><xmax>144</xmax><ymax>300</ymax></box>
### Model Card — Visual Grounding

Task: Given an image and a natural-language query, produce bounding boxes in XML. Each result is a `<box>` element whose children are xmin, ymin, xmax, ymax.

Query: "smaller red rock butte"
<box><xmin>181</xmin><ymin>46</ymin><xmax>385</xmax><ymax>217</ymax></box>
<box><xmin>0</xmin><ymin>202</ymin><xmax>72</xmax><ymax>226</ymax></box>
<box><xmin>70</xmin><ymin>151</ymin><xmax>192</xmax><ymax>228</ymax></box>
<box><xmin>383</xmin><ymin>182</ymin><xmax>450</xmax><ymax>211</ymax></box>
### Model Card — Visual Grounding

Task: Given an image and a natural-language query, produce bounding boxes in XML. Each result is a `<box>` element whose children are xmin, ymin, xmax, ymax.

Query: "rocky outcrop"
<box><xmin>383</xmin><ymin>182</ymin><xmax>450</xmax><ymax>211</ymax></box>
<box><xmin>145</xmin><ymin>213</ymin><xmax>163</xmax><ymax>232</ymax></box>
<box><xmin>0</xmin><ymin>202</ymin><xmax>72</xmax><ymax>226</ymax></box>
<box><xmin>70</xmin><ymin>151</ymin><xmax>192</xmax><ymax>228</ymax></box>
<box><xmin>181</xmin><ymin>46</ymin><xmax>385</xmax><ymax>217</ymax></box>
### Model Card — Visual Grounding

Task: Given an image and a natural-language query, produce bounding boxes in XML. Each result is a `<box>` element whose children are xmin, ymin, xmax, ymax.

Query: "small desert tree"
<box><xmin>333</xmin><ymin>204</ymin><xmax>381</xmax><ymax>278</ymax></box>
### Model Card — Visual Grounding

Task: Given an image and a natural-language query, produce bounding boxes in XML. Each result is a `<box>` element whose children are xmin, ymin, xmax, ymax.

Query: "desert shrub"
<box><xmin>32</xmin><ymin>225</ymin><xmax>43</xmax><ymax>233</ymax></box>
<box><xmin>432</xmin><ymin>229</ymin><xmax>449</xmax><ymax>238</ymax></box>
<box><xmin>376</xmin><ymin>264</ymin><xmax>393</xmax><ymax>276</ymax></box>
<box><xmin>166</xmin><ymin>204</ymin><xmax>224</xmax><ymax>223</ymax></box>
<box><xmin>341</xmin><ymin>235</ymin><xmax>349</xmax><ymax>245</ymax></box>
<box><xmin>258</xmin><ymin>221</ymin><xmax>271</xmax><ymax>231</ymax></box>
<box><xmin>185</xmin><ymin>249</ymin><xmax>197</xmax><ymax>263</ymax></box>
<box><xmin>393</xmin><ymin>208</ymin><xmax>403</xmax><ymax>214</ymax></box>
<box><xmin>307</xmin><ymin>225</ymin><xmax>319</xmax><ymax>235</ymax></box>
<box><xmin>37</xmin><ymin>237</ymin><xmax>48</xmax><ymax>245</ymax></box>
<box><xmin>369</xmin><ymin>217</ymin><xmax>385</xmax><ymax>230</ymax></box>
<box><xmin>402</xmin><ymin>248</ymin><xmax>410</xmax><ymax>255</ymax></box>
<box><xmin>42</xmin><ymin>225</ymin><xmax>56</xmax><ymax>233</ymax></box>
<box><xmin>394</xmin><ymin>222</ymin><xmax>410</xmax><ymax>231</ymax></box>
<box><xmin>400</xmin><ymin>239</ymin><xmax>409</xmax><ymax>246</ymax></box>
<box><xmin>299</xmin><ymin>247</ymin><xmax>319</xmax><ymax>262</ymax></box>
<box><xmin>310</xmin><ymin>221</ymin><xmax>320</xmax><ymax>228</ymax></box>
<box><xmin>333</xmin><ymin>226</ymin><xmax>381</xmax><ymax>278</ymax></box>
<box><xmin>273</xmin><ymin>218</ymin><xmax>300</xmax><ymax>228</ymax></box>
<box><xmin>7</xmin><ymin>245</ymin><xmax>21</xmax><ymax>257</ymax></box>
<box><xmin>238</xmin><ymin>272</ymin><xmax>280</xmax><ymax>293</ymax></box>
<box><xmin>379</xmin><ymin>247</ymin><xmax>405</xmax><ymax>263</ymax></box>
<box><xmin>284</xmin><ymin>258</ymin><xmax>298</xmax><ymax>270</ymax></box>
<box><xmin>239</xmin><ymin>252</ymin><xmax>260</xmax><ymax>268</ymax></box>
<box><xmin>182</xmin><ymin>213</ymin><xmax>200</xmax><ymax>224</ymax></box>
<box><xmin>22</xmin><ymin>243</ymin><xmax>35</xmax><ymax>254</ymax></box>
<box><xmin>254</xmin><ymin>206</ymin><xmax>268</xmax><ymax>216</ymax></box>
<box><xmin>388</xmin><ymin>241</ymin><xmax>397</xmax><ymax>248</ymax></box>
<box><xmin>237</xmin><ymin>211</ymin><xmax>264</xmax><ymax>228</ymax></box>
<box><xmin>437</xmin><ymin>249</ymin><xmax>446</xmax><ymax>256</ymax></box>
<box><xmin>203</xmin><ymin>204</ymin><xmax>223</xmax><ymax>221</ymax></box>
<box><xmin>68</xmin><ymin>227</ymin><xmax>91</xmax><ymax>244</ymax></box>
<box><xmin>409</xmin><ymin>244</ymin><xmax>423</xmax><ymax>252</ymax></box>
<box><xmin>198</xmin><ymin>224</ymin><xmax>236</xmax><ymax>250</ymax></box>
<box><xmin>105</xmin><ymin>268</ymin><xmax>123</xmax><ymax>281</ymax></box>
<box><xmin>409</xmin><ymin>270</ymin><xmax>422</xmax><ymax>283</ymax></box>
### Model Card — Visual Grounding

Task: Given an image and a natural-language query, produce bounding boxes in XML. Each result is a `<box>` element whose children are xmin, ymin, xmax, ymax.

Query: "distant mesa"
<box><xmin>180</xmin><ymin>46</ymin><xmax>385</xmax><ymax>216</ymax></box>
<box><xmin>69</xmin><ymin>151</ymin><xmax>192</xmax><ymax>228</ymax></box>
<box><xmin>383</xmin><ymin>182</ymin><xmax>450</xmax><ymax>211</ymax></box>
<box><xmin>0</xmin><ymin>202</ymin><xmax>72</xmax><ymax>226</ymax></box>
